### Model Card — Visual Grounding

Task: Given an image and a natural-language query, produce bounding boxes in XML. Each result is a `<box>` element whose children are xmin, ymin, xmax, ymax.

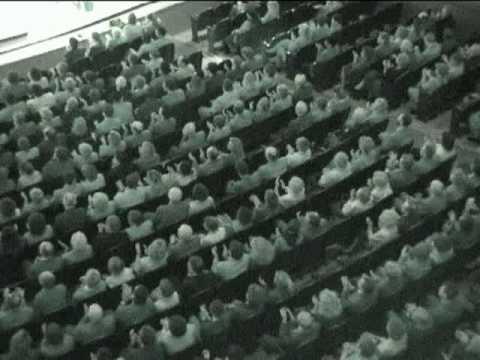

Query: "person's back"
<box><xmin>155</xmin><ymin>201</ymin><xmax>189</xmax><ymax>229</ymax></box>
<box><xmin>33</xmin><ymin>283</ymin><xmax>67</xmax><ymax>316</ymax></box>
<box><xmin>212</xmin><ymin>253</ymin><xmax>250</xmax><ymax>281</ymax></box>
<box><xmin>29</xmin><ymin>256</ymin><xmax>64</xmax><ymax>280</ymax></box>
<box><xmin>116</xmin><ymin>301</ymin><xmax>157</xmax><ymax>329</ymax></box>
<box><xmin>0</xmin><ymin>305</ymin><xmax>34</xmax><ymax>332</ymax></box>
<box><xmin>74</xmin><ymin>312</ymin><xmax>116</xmax><ymax>344</ymax></box>
<box><xmin>158</xmin><ymin>322</ymin><xmax>198</xmax><ymax>355</ymax></box>
<box><xmin>54</xmin><ymin>207</ymin><xmax>89</xmax><ymax>238</ymax></box>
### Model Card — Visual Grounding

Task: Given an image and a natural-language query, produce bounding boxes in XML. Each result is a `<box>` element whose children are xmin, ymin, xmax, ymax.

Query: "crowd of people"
<box><xmin>0</xmin><ymin>1</ymin><xmax>477</xmax><ymax>360</ymax></box>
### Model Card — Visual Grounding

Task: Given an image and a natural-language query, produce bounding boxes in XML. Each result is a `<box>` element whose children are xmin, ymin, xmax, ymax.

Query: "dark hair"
<box><xmin>20</xmin><ymin>161</ymin><xmax>35</xmax><ymax>175</ymax></box>
<box><xmin>29</xmin><ymin>67</ymin><xmax>42</xmax><ymax>81</ymax></box>
<box><xmin>188</xmin><ymin>255</ymin><xmax>204</xmax><ymax>274</ymax></box>
<box><xmin>229</xmin><ymin>240</ymin><xmax>244</xmax><ymax>260</ymax></box>
<box><xmin>27</xmin><ymin>212</ymin><xmax>47</xmax><ymax>236</ymax></box>
<box><xmin>31</xmin><ymin>84</ymin><xmax>43</xmax><ymax>97</ymax></box>
<box><xmin>441</xmin><ymin>132</ymin><xmax>455</xmax><ymax>151</ymax></box>
<box><xmin>207</xmin><ymin>62</ymin><xmax>218</xmax><ymax>75</ymax></box>
<box><xmin>235</xmin><ymin>160</ymin><xmax>250</xmax><ymax>177</ymax></box>
<box><xmin>44</xmin><ymin>323</ymin><xmax>64</xmax><ymax>346</ymax></box>
<box><xmin>227</xmin><ymin>345</ymin><xmax>247</xmax><ymax>360</ymax></box>
<box><xmin>204</xmin><ymin>216</ymin><xmax>219</xmax><ymax>232</ymax></box>
<box><xmin>7</xmin><ymin>72</ymin><xmax>19</xmax><ymax>85</ymax></box>
<box><xmin>236</xmin><ymin>206</ymin><xmax>253</xmax><ymax>226</ymax></box>
<box><xmin>1</xmin><ymin>226</ymin><xmax>20</xmax><ymax>256</ymax></box>
<box><xmin>133</xmin><ymin>285</ymin><xmax>149</xmax><ymax>305</ymax></box>
<box><xmin>55</xmin><ymin>146</ymin><xmax>70</xmax><ymax>161</ymax></box>
<box><xmin>159</xmin><ymin>278</ymin><xmax>176</xmax><ymax>297</ymax></box>
<box><xmin>139</xmin><ymin>325</ymin><xmax>156</xmax><ymax>346</ymax></box>
<box><xmin>103</xmin><ymin>103</ymin><xmax>114</xmax><ymax>117</ymax></box>
<box><xmin>0</xmin><ymin>197</ymin><xmax>17</xmax><ymax>218</ymax></box>
<box><xmin>128</xmin><ymin>13</ymin><xmax>137</xmax><ymax>25</ymax></box>
<box><xmin>178</xmin><ymin>160</ymin><xmax>193</xmax><ymax>176</ymax></box>
<box><xmin>168</xmin><ymin>315</ymin><xmax>187</xmax><ymax>337</ymax></box>
<box><xmin>69</xmin><ymin>37</ymin><xmax>79</xmax><ymax>50</ymax></box>
<box><xmin>128</xmin><ymin>53</ymin><xmax>140</xmax><ymax>65</ymax></box>
<box><xmin>164</xmin><ymin>78</ymin><xmax>178</xmax><ymax>92</ymax></box>
<box><xmin>192</xmin><ymin>183</ymin><xmax>210</xmax><ymax>202</ymax></box>
<box><xmin>208</xmin><ymin>299</ymin><xmax>225</xmax><ymax>318</ymax></box>
<box><xmin>223</xmin><ymin>78</ymin><xmax>234</xmax><ymax>92</ymax></box>
<box><xmin>125</xmin><ymin>172</ymin><xmax>140</xmax><ymax>189</ymax></box>
<box><xmin>95</xmin><ymin>347</ymin><xmax>113</xmax><ymax>360</ymax></box>
<box><xmin>160</xmin><ymin>61</ymin><xmax>171</xmax><ymax>75</ymax></box>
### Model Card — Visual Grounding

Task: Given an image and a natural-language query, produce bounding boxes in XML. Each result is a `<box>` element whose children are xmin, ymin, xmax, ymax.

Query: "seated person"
<box><xmin>73</xmin><ymin>303</ymin><xmax>116</xmax><ymax>345</ymax></box>
<box><xmin>200</xmin><ymin>216</ymin><xmax>227</xmax><ymax>247</ymax></box>
<box><xmin>311</xmin><ymin>288</ymin><xmax>344</xmax><ymax>327</ymax></box>
<box><xmin>285</xmin><ymin>137</ymin><xmax>312</xmax><ymax>168</ymax></box>
<box><xmin>211</xmin><ymin>241</ymin><xmax>250</xmax><ymax>281</ymax></box>
<box><xmin>350</xmin><ymin>136</ymin><xmax>378</xmax><ymax>172</ymax></box>
<box><xmin>151</xmin><ymin>278</ymin><xmax>181</xmax><ymax>312</ymax></box>
<box><xmin>341</xmin><ymin>275</ymin><xmax>379</xmax><ymax>314</ymax></box>
<box><xmin>132</xmin><ymin>238</ymin><xmax>169</xmax><ymax>275</ymax></box>
<box><xmin>319</xmin><ymin>151</ymin><xmax>352</xmax><ymax>187</ymax></box>
<box><xmin>125</xmin><ymin>210</ymin><xmax>154</xmax><ymax>241</ymax></box>
<box><xmin>157</xmin><ymin>315</ymin><xmax>200</xmax><ymax>355</ymax></box>
<box><xmin>115</xmin><ymin>285</ymin><xmax>157</xmax><ymax>329</ymax></box>
<box><xmin>153</xmin><ymin>187</ymin><xmax>189</xmax><ymax>230</ymax></box>
<box><xmin>372</xmin><ymin>261</ymin><xmax>405</xmax><ymax>298</ymax></box>
<box><xmin>73</xmin><ymin>269</ymin><xmax>107</xmax><ymax>303</ymax></box>
<box><xmin>275</xmin><ymin>176</ymin><xmax>306</xmax><ymax>208</ymax></box>
<box><xmin>342</xmin><ymin>187</ymin><xmax>373</xmax><ymax>217</ymax></box>
<box><xmin>26</xmin><ymin>241</ymin><xmax>64</xmax><ymax>280</ymax></box>
<box><xmin>0</xmin><ymin>288</ymin><xmax>34</xmax><ymax>332</ymax></box>
<box><xmin>254</xmin><ymin>146</ymin><xmax>288</xmax><ymax>182</ymax></box>
<box><xmin>369</xmin><ymin>171</ymin><xmax>393</xmax><ymax>203</ymax></box>
<box><xmin>380</xmin><ymin>113</ymin><xmax>414</xmax><ymax>152</ymax></box>
<box><xmin>32</xmin><ymin>271</ymin><xmax>67</xmax><ymax>317</ymax></box>
<box><xmin>105</xmin><ymin>256</ymin><xmax>135</xmax><ymax>288</ymax></box>
<box><xmin>416</xmin><ymin>141</ymin><xmax>441</xmax><ymax>174</ymax></box>
<box><xmin>366</xmin><ymin>209</ymin><xmax>401</xmax><ymax>247</ymax></box>
<box><xmin>61</xmin><ymin>231</ymin><xmax>94</xmax><ymax>266</ymax></box>
<box><xmin>398</xmin><ymin>242</ymin><xmax>432</xmax><ymax>280</ymax></box>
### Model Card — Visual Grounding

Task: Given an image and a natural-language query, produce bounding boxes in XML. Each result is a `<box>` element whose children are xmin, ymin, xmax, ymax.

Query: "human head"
<box><xmin>158</xmin><ymin>278</ymin><xmax>176</xmax><ymax>298</ymax></box>
<box><xmin>187</xmin><ymin>255</ymin><xmax>204</xmax><ymax>275</ymax></box>
<box><xmin>333</xmin><ymin>151</ymin><xmax>349</xmax><ymax>169</ymax></box>
<box><xmin>62</xmin><ymin>192</ymin><xmax>77</xmax><ymax>210</ymax></box>
<box><xmin>168</xmin><ymin>315</ymin><xmax>187</xmax><ymax>337</ymax></box>
<box><xmin>429</xmin><ymin>180</ymin><xmax>445</xmax><ymax>197</ymax></box>
<box><xmin>26</xmin><ymin>212</ymin><xmax>47</xmax><ymax>236</ymax></box>
<box><xmin>386</xmin><ymin>317</ymin><xmax>407</xmax><ymax>340</ymax></box>
<box><xmin>105</xmin><ymin>215</ymin><xmax>122</xmax><ymax>233</ymax></box>
<box><xmin>372</xmin><ymin>171</ymin><xmax>389</xmax><ymax>189</ymax></box>
<box><xmin>0</xmin><ymin>197</ymin><xmax>17</xmax><ymax>219</ymax></box>
<box><xmin>287</xmin><ymin>176</ymin><xmax>305</xmax><ymax>195</ymax></box>
<box><xmin>264</xmin><ymin>189</ymin><xmax>279</xmax><ymax>209</ymax></box>
<box><xmin>107</xmin><ymin>256</ymin><xmax>125</xmax><ymax>275</ymax></box>
<box><xmin>87</xmin><ymin>303</ymin><xmax>104</xmax><ymax>322</ymax></box>
<box><xmin>177</xmin><ymin>224</ymin><xmax>193</xmax><ymax>242</ymax></box>
<box><xmin>70</xmin><ymin>231</ymin><xmax>88</xmax><ymax>250</ymax></box>
<box><xmin>378</xmin><ymin>208</ymin><xmax>401</xmax><ymax>229</ymax></box>
<box><xmin>84</xmin><ymin>268</ymin><xmax>102</xmax><ymax>288</ymax></box>
<box><xmin>168</xmin><ymin>187</ymin><xmax>183</xmax><ymax>203</ymax></box>
<box><xmin>138</xmin><ymin>325</ymin><xmax>156</xmax><ymax>347</ymax></box>
<box><xmin>38</xmin><ymin>271</ymin><xmax>56</xmax><ymax>289</ymax></box>
<box><xmin>229</xmin><ymin>240</ymin><xmax>244</xmax><ymax>260</ymax></box>
<box><xmin>146</xmin><ymin>238</ymin><xmax>167</xmax><ymax>260</ymax></box>
<box><xmin>132</xmin><ymin>285</ymin><xmax>149</xmax><ymax>305</ymax></box>
<box><xmin>295</xmin><ymin>101</ymin><xmax>309</xmax><ymax>117</ymax></box>
<box><xmin>236</xmin><ymin>206</ymin><xmax>253</xmax><ymax>227</ymax></box>
<box><xmin>265</xmin><ymin>146</ymin><xmax>278</xmax><ymax>162</ymax></box>
<box><xmin>192</xmin><ymin>183</ymin><xmax>210</xmax><ymax>202</ymax></box>
<box><xmin>43</xmin><ymin>323</ymin><xmax>65</xmax><ymax>346</ymax></box>
<box><xmin>358</xmin><ymin>333</ymin><xmax>377</xmax><ymax>357</ymax></box>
